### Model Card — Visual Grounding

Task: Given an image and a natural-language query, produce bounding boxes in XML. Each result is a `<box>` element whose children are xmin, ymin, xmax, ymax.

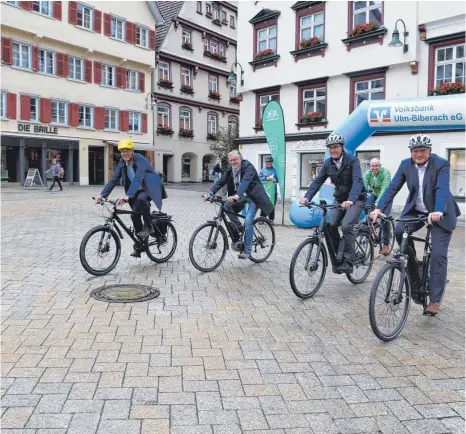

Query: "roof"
<box><xmin>154</xmin><ymin>1</ymin><xmax>184</xmax><ymax>51</ymax></box>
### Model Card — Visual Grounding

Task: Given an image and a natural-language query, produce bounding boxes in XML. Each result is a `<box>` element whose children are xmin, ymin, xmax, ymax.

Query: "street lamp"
<box><xmin>226</xmin><ymin>60</ymin><xmax>244</xmax><ymax>87</ymax></box>
<box><xmin>388</xmin><ymin>19</ymin><xmax>409</xmax><ymax>54</ymax></box>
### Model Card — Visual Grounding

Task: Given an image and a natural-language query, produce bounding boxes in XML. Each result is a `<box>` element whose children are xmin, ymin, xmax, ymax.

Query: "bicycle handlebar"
<box><xmin>396</xmin><ymin>215</ymin><xmax>429</xmax><ymax>224</ymax></box>
<box><xmin>92</xmin><ymin>197</ymin><xmax>126</xmax><ymax>206</ymax></box>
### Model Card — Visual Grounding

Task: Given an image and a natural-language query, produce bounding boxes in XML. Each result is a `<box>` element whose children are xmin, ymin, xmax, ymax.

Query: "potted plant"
<box><xmin>254</xmin><ymin>118</ymin><xmax>263</xmax><ymax>128</ymax></box>
<box><xmin>230</xmin><ymin>95</ymin><xmax>241</xmax><ymax>104</ymax></box>
<box><xmin>157</xmin><ymin>125</ymin><xmax>174</xmax><ymax>135</ymax></box>
<box><xmin>209</xmin><ymin>91</ymin><xmax>221</xmax><ymax>100</ymax></box>
<box><xmin>254</xmin><ymin>48</ymin><xmax>274</xmax><ymax>60</ymax></box>
<box><xmin>300</xmin><ymin>111</ymin><xmax>324</xmax><ymax>123</ymax></box>
<box><xmin>347</xmin><ymin>22</ymin><xmax>378</xmax><ymax>38</ymax></box>
<box><xmin>206</xmin><ymin>132</ymin><xmax>217</xmax><ymax>140</ymax></box>
<box><xmin>299</xmin><ymin>36</ymin><xmax>322</xmax><ymax>48</ymax></box>
<box><xmin>179</xmin><ymin>128</ymin><xmax>194</xmax><ymax>138</ymax></box>
<box><xmin>430</xmin><ymin>81</ymin><xmax>465</xmax><ymax>95</ymax></box>
<box><xmin>158</xmin><ymin>78</ymin><xmax>173</xmax><ymax>89</ymax></box>
<box><xmin>182</xmin><ymin>42</ymin><xmax>193</xmax><ymax>51</ymax></box>
<box><xmin>180</xmin><ymin>84</ymin><xmax>194</xmax><ymax>94</ymax></box>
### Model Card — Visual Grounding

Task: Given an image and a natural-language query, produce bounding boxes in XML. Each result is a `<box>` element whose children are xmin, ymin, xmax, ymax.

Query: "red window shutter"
<box><xmin>149</xmin><ymin>30</ymin><xmax>156</xmax><ymax>51</ymax></box>
<box><xmin>103</xmin><ymin>13</ymin><xmax>111</xmax><ymax>36</ymax></box>
<box><xmin>93</xmin><ymin>61</ymin><xmax>102</xmax><ymax>84</ymax></box>
<box><xmin>116</xmin><ymin>67</ymin><xmax>123</xmax><ymax>88</ymax></box>
<box><xmin>32</xmin><ymin>46</ymin><xmax>39</xmax><ymax>72</ymax></box>
<box><xmin>20</xmin><ymin>95</ymin><xmax>31</xmax><ymax>121</ymax></box>
<box><xmin>53</xmin><ymin>1</ymin><xmax>62</xmax><ymax>20</ymax></box>
<box><xmin>120</xmin><ymin>110</ymin><xmax>129</xmax><ymax>131</ymax></box>
<box><xmin>63</xmin><ymin>54</ymin><xmax>69</xmax><ymax>77</ymax></box>
<box><xmin>1</xmin><ymin>37</ymin><xmax>13</xmax><ymax>65</ymax></box>
<box><xmin>121</xmin><ymin>68</ymin><xmax>127</xmax><ymax>89</ymax></box>
<box><xmin>94</xmin><ymin>9</ymin><xmax>102</xmax><ymax>33</ymax></box>
<box><xmin>6</xmin><ymin>93</ymin><xmax>17</xmax><ymax>119</ymax></box>
<box><xmin>139</xmin><ymin>71</ymin><xmax>145</xmax><ymax>93</ymax></box>
<box><xmin>94</xmin><ymin>106</ymin><xmax>105</xmax><ymax>129</ymax></box>
<box><xmin>125</xmin><ymin>22</ymin><xmax>133</xmax><ymax>44</ymax></box>
<box><xmin>142</xmin><ymin>113</ymin><xmax>148</xmax><ymax>133</ymax></box>
<box><xmin>69</xmin><ymin>102</ymin><xmax>79</xmax><ymax>126</ymax></box>
<box><xmin>40</xmin><ymin>98</ymin><xmax>52</xmax><ymax>123</ymax></box>
<box><xmin>56</xmin><ymin>52</ymin><xmax>64</xmax><ymax>76</ymax></box>
<box><xmin>20</xmin><ymin>1</ymin><xmax>33</xmax><ymax>10</ymax></box>
<box><xmin>68</xmin><ymin>1</ymin><xmax>78</xmax><ymax>25</ymax></box>
<box><xmin>84</xmin><ymin>59</ymin><xmax>92</xmax><ymax>83</ymax></box>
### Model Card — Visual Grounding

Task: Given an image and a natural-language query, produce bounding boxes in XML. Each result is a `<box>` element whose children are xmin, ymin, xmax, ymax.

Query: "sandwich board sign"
<box><xmin>23</xmin><ymin>169</ymin><xmax>44</xmax><ymax>189</ymax></box>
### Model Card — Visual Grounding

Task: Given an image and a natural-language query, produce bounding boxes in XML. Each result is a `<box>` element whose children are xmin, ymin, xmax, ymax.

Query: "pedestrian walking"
<box><xmin>46</xmin><ymin>158</ymin><xmax>64</xmax><ymax>192</ymax></box>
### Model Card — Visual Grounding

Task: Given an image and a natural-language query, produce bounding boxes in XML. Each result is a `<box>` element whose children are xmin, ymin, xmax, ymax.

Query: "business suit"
<box><xmin>377</xmin><ymin>153</ymin><xmax>461</xmax><ymax>302</ymax></box>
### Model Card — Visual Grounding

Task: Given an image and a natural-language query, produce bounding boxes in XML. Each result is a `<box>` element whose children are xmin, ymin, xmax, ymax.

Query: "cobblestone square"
<box><xmin>1</xmin><ymin>185</ymin><xmax>464</xmax><ymax>433</ymax></box>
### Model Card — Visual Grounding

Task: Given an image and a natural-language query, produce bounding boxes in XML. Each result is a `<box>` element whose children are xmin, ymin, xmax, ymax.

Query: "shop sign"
<box><xmin>18</xmin><ymin>123</ymin><xmax>59</xmax><ymax>135</ymax></box>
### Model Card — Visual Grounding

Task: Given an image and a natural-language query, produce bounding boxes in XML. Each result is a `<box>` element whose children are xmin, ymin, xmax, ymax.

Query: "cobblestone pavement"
<box><xmin>1</xmin><ymin>186</ymin><xmax>465</xmax><ymax>434</ymax></box>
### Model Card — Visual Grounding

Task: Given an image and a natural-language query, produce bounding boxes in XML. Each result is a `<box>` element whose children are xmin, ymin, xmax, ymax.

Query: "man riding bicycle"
<box><xmin>370</xmin><ymin>134</ymin><xmax>461</xmax><ymax>315</ymax></box>
<box><xmin>299</xmin><ymin>134</ymin><xmax>365</xmax><ymax>274</ymax></box>
<box><xmin>204</xmin><ymin>150</ymin><xmax>274</xmax><ymax>259</ymax></box>
<box><xmin>95</xmin><ymin>139</ymin><xmax>167</xmax><ymax>257</ymax></box>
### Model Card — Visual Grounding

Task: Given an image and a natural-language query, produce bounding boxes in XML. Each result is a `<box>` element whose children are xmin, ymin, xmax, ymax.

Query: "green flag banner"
<box><xmin>261</xmin><ymin>180</ymin><xmax>276</xmax><ymax>204</ymax></box>
<box><xmin>262</xmin><ymin>100</ymin><xmax>286</xmax><ymax>224</ymax></box>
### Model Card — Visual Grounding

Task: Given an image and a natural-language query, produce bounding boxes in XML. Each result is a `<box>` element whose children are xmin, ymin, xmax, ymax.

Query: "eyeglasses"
<box><xmin>229</xmin><ymin>158</ymin><xmax>240</xmax><ymax>162</ymax></box>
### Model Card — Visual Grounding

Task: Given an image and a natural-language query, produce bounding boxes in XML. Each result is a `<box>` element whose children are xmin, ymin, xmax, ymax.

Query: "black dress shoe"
<box><xmin>336</xmin><ymin>262</ymin><xmax>354</xmax><ymax>274</ymax></box>
<box><xmin>130</xmin><ymin>250</ymin><xmax>141</xmax><ymax>258</ymax></box>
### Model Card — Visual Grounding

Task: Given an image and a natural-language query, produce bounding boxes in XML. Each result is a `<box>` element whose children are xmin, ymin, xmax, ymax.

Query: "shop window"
<box><xmin>356</xmin><ymin>150</ymin><xmax>380</xmax><ymax>174</ymax></box>
<box><xmin>449</xmin><ymin>149</ymin><xmax>465</xmax><ymax>201</ymax></box>
<box><xmin>300</xmin><ymin>152</ymin><xmax>325</xmax><ymax>188</ymax></box>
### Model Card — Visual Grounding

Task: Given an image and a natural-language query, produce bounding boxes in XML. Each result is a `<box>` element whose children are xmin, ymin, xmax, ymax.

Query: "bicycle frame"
<box><xmin>207</xmin><ymin>197</ymin><xmax>247</xmax><ymax>244</ymax></box>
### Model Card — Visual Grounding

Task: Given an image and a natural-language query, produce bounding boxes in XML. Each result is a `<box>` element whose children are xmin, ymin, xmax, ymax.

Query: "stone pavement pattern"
<box><xmin>1</xmin><ymin>186</ymin><xmax>465</xmax><ymax>434</ymax></box>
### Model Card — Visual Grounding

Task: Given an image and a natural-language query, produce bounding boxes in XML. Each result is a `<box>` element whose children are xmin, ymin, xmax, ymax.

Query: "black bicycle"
<box><xmin>289</xmin><ymin>201</ymin><xmax>374</xmax><ymax>299</ymax></box>
<box><xmin>80</xmin><ymin>197</ymin><xmax>177</xmax><ymax>276</ymax></box>
<box><xmin>188</xmin><ymin>196</ymin><xmax>275</xmax><ymax>272</ymax></box>
<box><xmin>369</xmin><ymin>215</ymin><xmax>438</xmax><ymax>341</ymax></box>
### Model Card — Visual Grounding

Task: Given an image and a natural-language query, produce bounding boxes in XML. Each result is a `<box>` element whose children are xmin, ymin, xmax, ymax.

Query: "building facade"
<box><xmin>234</xmin><ymin>1</ymin><xmax>465</xmax><ymax>212</ymax></box>
<box><xmin>1</xmin><ymin>1</ymin><xmax>162</xmax><ymax>186</ymax></box>
<box><xmin>153</xmin><ymin>1</ymin><xmax>238</xmax><ymax>183</ymax></box>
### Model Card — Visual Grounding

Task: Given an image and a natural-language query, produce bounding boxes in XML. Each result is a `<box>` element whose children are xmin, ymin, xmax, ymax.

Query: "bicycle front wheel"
<box><xmin>347</xmin><ymin>230</ymin><xmax>374</xmax><ymax>284</ymax></box>
<box><xmin>289</xmin><ymin>238</ymin><xmax>327</xmax><ymax>299</ymax></box>
<box><xmin>249</xmin><ymin>217</ymin><xmax>275</xmax><ymax>263</ymax></box>
<box><xmin>189</xmin><ymin>223</ymin><xmax>228</xmax><ymax>272</ymax></box>
<box><xmin>79</xmin><ymin>225</ymin><xmax>121</xmax><ymax>276</ymax></box>
<box><xmin>369</xmin><ymin>262</ymin><xmax>411</xmax><ymax>341</ymax></box>
<box><xmin>146</xmin><ymin>221</ymin><xmax>177</xmax><ymax>263</ymax></box>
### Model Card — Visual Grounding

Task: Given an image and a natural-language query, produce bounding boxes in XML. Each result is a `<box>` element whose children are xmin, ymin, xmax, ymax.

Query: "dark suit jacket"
<box><xmin>377</xmin><ymin>153</ymin><xmax>461</xmax><ymax>232</ymax></box>
<box><xmin>210</xmin><ymin>159</ymin><xmax>274</xmax><ymax>215</ymax></box>
<box><xmin>100</xmin><ymin>153</ymin><xmax>167</xmax><ymax>209</ymax></box>
<box><xmin>304</xmin><ymin>152</ymin><xmax>365</xmax><ymax>203</ymax></box>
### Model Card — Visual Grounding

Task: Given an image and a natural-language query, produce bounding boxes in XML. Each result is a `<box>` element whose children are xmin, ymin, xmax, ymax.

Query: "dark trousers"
<box><xmin>49</xmin><ymin>176</ymin><xmax>63</xmax><ymax>191</ymax></box>
<box><xmin>260</xmin><ymin>191</ymin><xmax>277</xmax><ymax>221</ymax></box>
<box><xmin>394</xmin><ymin>211</ymin><xmax>452</xmax><ymax>303</ymax></box>
<box><xmin>129</xmin><ymin>190</ymin><xmax>152</xmax><ymax>234</ymax></box>
<box><xmin>367</xmin><ymin>193</ymin><xmax>392</xmax><ymax>245</ymax></box>
<box><xmin>328</xmin><ymin>200</ymin><xmax>365</xmax><ymax>265</ymax></box>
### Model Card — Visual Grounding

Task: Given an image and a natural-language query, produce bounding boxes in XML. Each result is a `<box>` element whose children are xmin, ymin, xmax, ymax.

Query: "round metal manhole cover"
<box><xmin>90</xmin><ymin>284</ymin><xmax>160</xmax><ymax>303</ymax></box>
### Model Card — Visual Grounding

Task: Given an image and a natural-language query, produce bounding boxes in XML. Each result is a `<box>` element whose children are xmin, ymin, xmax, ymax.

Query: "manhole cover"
<box><xmin>90</xmin><ymin>284</ymin><xmax>160</xmax><ymax>303</ymax></box>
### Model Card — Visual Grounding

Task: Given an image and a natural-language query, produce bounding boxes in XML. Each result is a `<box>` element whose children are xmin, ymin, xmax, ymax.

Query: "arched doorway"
<box><xmin>181</xmin><ymin>152</ymin><xmax>198</xmax><ymax>182</ymax></box>
<box><xmin>202</xmin><ymin>154</ymin><xmax>216</xmax><ymax>182</ymax></box>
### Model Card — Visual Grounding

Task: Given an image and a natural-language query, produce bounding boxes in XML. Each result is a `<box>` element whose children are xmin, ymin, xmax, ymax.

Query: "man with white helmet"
<box><xmin>370</xmin><ymin>134</ymin><xmax>461</xmax><ymax>315</ymax></box>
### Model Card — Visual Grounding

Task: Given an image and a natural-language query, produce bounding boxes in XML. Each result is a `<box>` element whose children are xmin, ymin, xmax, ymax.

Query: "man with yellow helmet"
<box><xmin>95</xmin><ymin>139</ymin><xmax>166</xmax><ymax>257</ymax></box>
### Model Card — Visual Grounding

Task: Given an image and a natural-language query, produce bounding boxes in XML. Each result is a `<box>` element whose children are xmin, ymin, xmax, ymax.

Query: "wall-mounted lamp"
<box><xmin>388</xmin><ymin>19</ymin><xmax>409</xmax><ymax>53</ymax></box>
<box><xmin>226</xmin><ymin>60</ymin><xmax>244</xmax><ymax>87</ymax></box>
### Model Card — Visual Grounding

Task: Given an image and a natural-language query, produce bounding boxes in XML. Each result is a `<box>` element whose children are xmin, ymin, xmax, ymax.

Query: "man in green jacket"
<box><xmin>363</xmin><ymin>158</ymin><xmax>392</xmax><ymax>255</ymax></box>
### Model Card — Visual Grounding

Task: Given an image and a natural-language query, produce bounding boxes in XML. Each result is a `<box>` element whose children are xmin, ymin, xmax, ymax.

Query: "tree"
<box><xmin>209</xmin><ymin>127</ymin><xmax>238</xmax><ymax>161</ymax></box>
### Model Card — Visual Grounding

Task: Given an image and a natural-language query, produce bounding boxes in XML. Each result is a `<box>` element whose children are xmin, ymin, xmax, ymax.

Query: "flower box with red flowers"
<box><xmin>347</xmin><ymin>22</ymin><xmax>379</xmax><ymax>38</ymax></box>
<box><xmin>254</xmin><ymin>49</ymin><xmax>274</xmax><ymax>60</ymax></box>
<box><xmin>300</xmin><ymin>112</ymin><xmax>324</xmax><ymax>123</ymax></box>
<box><xmin>157</xmin><ymin>126</ymin><xmax>174</xmax><ymax>136</ymax></box>
<box><xmin>182</xmin><ymin>42</ymin><xmax>193</xmax><ymax>51</ymax></box>
<box><xmin>229</xmin><ymin>96</ymin><xmax>241</xmax><ymax>104</ymax></box>
<box><xmin>158</xmin><ymin>79</ymin><xmax>173</xmax><ymax>89</ymax></box>
<box><xmin>430</xmin><ymin>81</ymin><xmax>465</xmax><ymax>96</ymax></box>
<box><xmin>179</xmin><ymin>128</ymin><xmax>194</xmax><ymax>138</ymax></box>
<box><xmin>180</xmin><ymin>84</ymin><xmax>194</xmax><ymax>95</ymax></box>
<box><xmin>204</xmin><ymin>50</ymin><xmax>227</xmax><ymax>63</ymax></box>
<box><xmin>206</xmin><ymin>133</ymin><xmax>218</xmax><ymax>141</ymax></box>
<box><xmin>300</xmin><ymin>36</ymin><xmax>322</xmax><ymax>48</ymax></box>
<box><xmin>209</xmin><ymin>91</ymin><xmax>221</xmax><ymax>101</ymax></box>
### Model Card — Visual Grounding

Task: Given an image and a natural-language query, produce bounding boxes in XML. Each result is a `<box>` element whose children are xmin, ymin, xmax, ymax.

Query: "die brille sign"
<box><xmin>18</xmin><ymin>123</ymin><xmax>59</xmax><ymax>135</ymax></box>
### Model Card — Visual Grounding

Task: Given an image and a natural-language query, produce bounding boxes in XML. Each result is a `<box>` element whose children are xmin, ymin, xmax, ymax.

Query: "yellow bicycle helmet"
<box><xmin>118</xmin><ymin>139</ymin><xmax>134</xmax><ymax>151</ymax></box>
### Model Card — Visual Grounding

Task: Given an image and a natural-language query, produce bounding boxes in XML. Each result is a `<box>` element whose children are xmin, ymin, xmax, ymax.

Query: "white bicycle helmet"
<box><xmin>408</xmin><ymin>134</ymin><xmax>432</xmax><ymax>149</ymax></box>
<box><xmin>326</xmin><ymin>133</ymin><xmax>345</xmax><ymax>147</ymax></box>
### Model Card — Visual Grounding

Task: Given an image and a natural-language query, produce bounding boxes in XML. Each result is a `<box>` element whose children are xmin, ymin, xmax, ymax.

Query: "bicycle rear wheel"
<box><xmin>289</xmin><ymin>238</ymin><xmax>327</xmax><ymax>299</ymax></box>
<box><xmin>189</xmin><ymin>223</ymin><xmax>228</xmax><ymax>272</ymax></box>
<box><xmin>249</xmin><ymin>217</ymin><xmax>275</xmax><ymax>263</ymax></box>
<box><xmin>146</xmin><ymin>221</ymin><xmax>177</xmax><ymax>263</ymax></box>
<box><xmin>369</xmin><ymin>262</ymin><xmax>411</xmax><ymax>341</ymax></box>
<box><xmin>347</xmin><ymin>230</ymin><xmax>374</xmax><ymax>284</ymax></box>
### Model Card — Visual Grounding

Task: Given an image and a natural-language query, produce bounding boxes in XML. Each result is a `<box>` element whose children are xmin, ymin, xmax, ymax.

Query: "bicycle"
<box><xmin>369</xmin><ymin>215</ymin><xmax>438</xmax><ymax>341</ymax></box>
<box><xmin>188</xmin><ymin>196</ymin><xmax>275</xmax><ymax>272</ymax></box>
<box><xmin>289</xmin><ymin>201</ymin><xmax>374</xmax><ymax>299</ymax></box>
<box><xmin>80</xmin><ymin>197</ymin><xmax>177</xmax><ymax>276</ymax></box>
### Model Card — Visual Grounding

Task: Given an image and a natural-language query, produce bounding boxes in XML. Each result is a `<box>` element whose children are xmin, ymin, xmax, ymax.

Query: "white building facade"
<box><xmin>153</xmin><ymin>1</ymin><xmax>238</xmax><ymax>183</ymax></box>
<box><xmin>235</xmin><ymin>1</ymin><xmax>465</xmax><ymax>213</ymax></box>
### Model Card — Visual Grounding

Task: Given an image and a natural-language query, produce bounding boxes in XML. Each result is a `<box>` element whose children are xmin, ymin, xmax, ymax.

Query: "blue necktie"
<box><xmin>127</xmin><ymin>164</ymin><xmax>135</xmax><ymax>181</ymax></box>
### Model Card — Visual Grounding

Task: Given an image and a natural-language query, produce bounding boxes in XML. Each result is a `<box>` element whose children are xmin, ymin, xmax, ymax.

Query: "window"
<box><xmin>221</xmin><ymin>10</ymin><xmax>227</xmax><ymax>22</ymax></box>
<box><xmin>449</xmin><ymin>149</ymin><xmax>465</xmax><ymax>201</ymax></box>
<box><xmin>435</xmin><ymin>43</ymin><xmax>465</xmax><ymax>86</ymax></box>
<box><xmin>352</xmin><ymin>1</ymin><xmax>382</xmax><ymax>26</ymax></box>
<box><xmin>1</xmin><ymin>91</ymin><xmax>6</xmax><ymax>119</ymax></box>
<box><xmin>105</xmin><ymin>108</ymin><xmax>118</xmax><ymax>130</ymax></box>
<box><xmin>208</xmin><ymin>75</ymin><xmax>218</xmax><ymax>92</ymax></box>
<box><xmin>79</xmin><ymin>104</ymin><xmax>93</xmax><ymax>127</ymax></box>
<box><xmin>137</xmin><ymin>25</ymin><xmax>149</xmax><ymax>48</ymax></box>
<box><xmin>354</xmin><ymin>77</ymin><xmax>384</xmax><ymax>108</ymax></box>
<box><xmin>300</xmin><ymin>153</ymin><xmax>325</xmax><ymax>188</ymax></box>
<box><xmin>101</xmin><ymin>64</ymin><xmax>115</xmax><ymax>87</ymax></box>
<box><xmin>260</xmin><ymin>154</ymin><xmax>272</xmax><ymax>169</ymax></box>
<box><xmin>228</xmin><ymin>115</ymin><xmax>238</xmax><ymax>136</ymax></box>
<box><xmin>6</xmin><ymin>1</ymin><xmax>20</xmax><ymax>5</ymax></box>
<box><xmin>51</xmin><ymin>101</ymin><xmax>67</xmax><ymax>125</ymax></box>
<box><xmin>157</xmin><ymin>105</ymin><xmax>170</xmax><ymax>128</ymax></box>
<box><xmin>210</xmin><ymin>40</ymin><xmax>218</xmax><ymax>54</ymax></box>
<box><xmin>203</xmin><ymin>39</ymin><xmax>209</xmax><ymax>52</ymax></box>
<box><xmin>33</xmin><ymin>1</ymin><xmax>51</xmax><ymax>16</ymax></box>
<box><xmin>39</xmin><ymin>48</ymin><xmax>55</xmax><ymax>75</ymax></box>
<box><xmin>182</xmin><ymin>30</ymin><xmax>191</xmax><ymax>45</ymax></box>
<box><xmin>179</xmin><ymin>107</ymin><xmax>191</xmax><ymax>130</ymax></box>
<box><xmin>181</xmin><ymin>67</ymin><xmax>191</xmax><ymax>86</ymax></box>
<box><xmin>207</xmin><ymin>112</ymin><xmax>218</xmax><ymax>134</ymax></box>
<box><xmin>77</xmin><ymin>3</ymin><xmax>93</xmax><ymax>30</ymax></box>
<box><xmin>206</xmin><ymin>3</ymin><xmax>211</xmax><ymax>15</ymax></box>
<box><xmin>257</xmin><ymin>26</ymin><xmax>277</xmax><ymax>53</ymax></box>
<box><xmin>197</xmin><ymin>1</ymin><xmax>202</xmax><ymax>13</ymax></box>
<box><xmin>129</xmin><ymin>111</ymin><xmax>141</xmax><ymax>132</ymax></box>
<box><xmin>68</xmin><ymin>56</ymin><xmax>83</xmax><ymax>80</ymax></box>
<box><xmin>213</xmin><ymin>7</ymin><xmax>220</xmax><ymax>20</ymax></box>
<box><xmin>219</xmin><ymin>44</ymin><xmax>225</xmax><ymax>57</ymax></box>
<box><xmin>230</xmin><ymin>15</ymin><xmax>235</xmax><ymax>28</ymax></box>
<box><xmin>12</xmin><ymin>42</ymin><xmax>31</xmax><ymax>69</ymax></box>
<box><xmin>356</xmin><ymin>150</ymin><xmax>380</xmax><ymax>174</ymax></box>
<box><xmin>158</xmin><ymin>61</ymin><xmax>170</xmax><ymax>81</ymax></box>
<box><xmin>29</xmin><ymin>96</ymin><xmax>39</xmax><ymax>122</ymax></box>
<box><xmin>111</xmin><ymin>16</ymin><xmax>125</xmax><ymax>40</ymax></box>
<box><xmin>258</xmin><ymin>93</ymin><xmax>279</xmax><ymax>118</ymax></box>
<box><xmin>126</xmin><ymin>69</ymin><xmax>139</xmax><ymax>91</ymax></box>
<box><xmin>302</xmin><ymin>87</ymin><xmax>326</xmax><ymax>116</ymax></box>
<box><xmin>300</xmin><ymin>12</ymin><xmax>324</xmax><ymax>41</ymax></box>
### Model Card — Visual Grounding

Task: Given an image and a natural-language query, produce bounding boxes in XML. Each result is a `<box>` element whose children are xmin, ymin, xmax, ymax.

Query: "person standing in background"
<box><xmin>259</xmin><ymin>156</ymin><xmax>278</xmax><ymax>224</ymax></box>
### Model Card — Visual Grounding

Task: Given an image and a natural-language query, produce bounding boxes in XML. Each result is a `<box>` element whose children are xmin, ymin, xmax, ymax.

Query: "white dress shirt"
<box><xmin>415</xmin><ymin>163</ymin><xmax>428</xmax><ymax>213</ymax></box>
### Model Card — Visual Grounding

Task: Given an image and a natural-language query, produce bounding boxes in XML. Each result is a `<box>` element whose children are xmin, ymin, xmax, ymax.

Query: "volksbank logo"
<box><xmin>369</xmin><ymin>106</ymin><xmax>392</xmax><ymax>124</ymax></box>
<box><xmin>265</xmin><ymin>109</ymin><xmax>279</xmax><ymax>121</ymax></box>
